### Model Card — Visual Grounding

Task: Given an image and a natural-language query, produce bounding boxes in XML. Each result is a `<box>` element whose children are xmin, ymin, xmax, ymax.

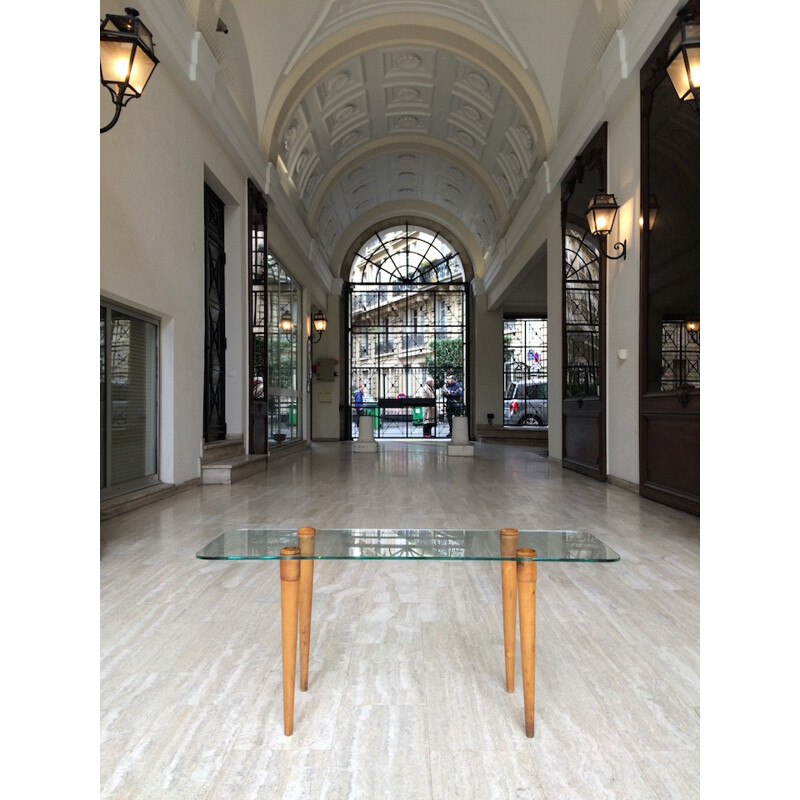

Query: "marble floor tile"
<box><xmin>100</xmin><ymin>441</ymin><xmax>699</xmax><ymax>799</ymax></box>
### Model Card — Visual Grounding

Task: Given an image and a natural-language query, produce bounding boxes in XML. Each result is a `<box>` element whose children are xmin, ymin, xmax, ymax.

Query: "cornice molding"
<box><xmin>135</xmin><ymin>0</ymin><xmax>267</xmax><ymax>184</ymax></box>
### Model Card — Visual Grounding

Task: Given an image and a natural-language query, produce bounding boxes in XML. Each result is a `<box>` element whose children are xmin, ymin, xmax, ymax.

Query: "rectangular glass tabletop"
<box><xmin>196</xmin><ymin>529</ymin><xmax>620</xmax><ymax>562</ymax></box>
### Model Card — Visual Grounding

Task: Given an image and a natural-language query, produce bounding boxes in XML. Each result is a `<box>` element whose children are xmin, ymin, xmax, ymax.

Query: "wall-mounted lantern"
<box><xmin>666</xmin><ymin>15</ymin><xmax>700</xmax><ymax>111</ymax></box>
<box><xmin>308</xmin><ymin>310</ymin><xmax>328</xmax><ymax>343</ymax></box>
<box><xmin>586</xmin><ymin>192</ymin><xmax>627</xmax><ymax>260</ymax></box>
<box><xmin>100</xmin><ymin>8</ymin><xmax>159</xmax><ymax>133</ymax></box>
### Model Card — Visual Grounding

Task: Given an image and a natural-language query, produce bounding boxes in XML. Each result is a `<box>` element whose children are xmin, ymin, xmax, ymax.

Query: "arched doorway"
<box><xmin>560</xmin><ymin>125</ymin><xmax>609</xmax><ymax>481</ymax></box>
<box><xmin>347</xmin><ymin>223</ymin><xmax>467</xmax><ymax>439</ymax></box>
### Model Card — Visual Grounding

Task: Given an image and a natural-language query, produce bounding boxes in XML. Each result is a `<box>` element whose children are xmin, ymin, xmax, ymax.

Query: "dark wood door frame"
<box><xmin>638</xmin><ymin>1</ymin><xmax>700</xmax><ymax>515</ymax></box>
<box><xmin>560</xmin><ymin>125</ymin><xmax>608</xmax><ymax>481</ymax></box>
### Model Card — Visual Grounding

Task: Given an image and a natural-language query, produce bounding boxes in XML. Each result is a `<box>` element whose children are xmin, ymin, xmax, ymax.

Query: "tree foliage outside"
<box><xmin>503</xmin><ymin>334</ymin><xmax>515</xmax><ymax>365</ymax></box>
<box><xmin>424</xmin><ymin>337</ymin><xmax>463</xmax><ymax>388</ymax></box>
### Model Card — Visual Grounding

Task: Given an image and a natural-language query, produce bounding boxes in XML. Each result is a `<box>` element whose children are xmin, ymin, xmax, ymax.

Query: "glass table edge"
<box><xmin>195</xmin><ymin>528</ymin><xmax>621</xmax><ymax>563</ymax></box>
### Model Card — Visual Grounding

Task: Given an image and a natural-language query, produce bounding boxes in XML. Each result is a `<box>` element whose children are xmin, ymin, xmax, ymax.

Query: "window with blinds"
<box><xmin>101</xmin><ymin>302</ymin><xmax>159</xmax><ymax>496</ymax></box>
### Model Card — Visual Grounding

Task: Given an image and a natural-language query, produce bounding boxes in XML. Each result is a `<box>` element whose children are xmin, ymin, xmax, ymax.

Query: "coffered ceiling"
<box><xmin>176</xmin><ymin>0</ymin><xmax>643</xmax><ymax>275</ymax></box>
<box><xmin>274</xmin><ymin>44</ymin><xmax>541</xmax><ymax>263</ymax></box>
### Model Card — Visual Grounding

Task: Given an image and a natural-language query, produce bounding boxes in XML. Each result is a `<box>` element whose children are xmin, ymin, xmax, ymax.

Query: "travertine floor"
<box><xmin>100</xmin><ymin>441</ymin><xmax>699</xmax><ymax>799</ymax></box>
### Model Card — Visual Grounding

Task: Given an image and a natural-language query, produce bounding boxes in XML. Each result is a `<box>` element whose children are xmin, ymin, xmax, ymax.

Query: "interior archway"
<box><xmin>347</xmin><ymin>222</ymin><xmax>468</xmax><ymax>440</ymax></box>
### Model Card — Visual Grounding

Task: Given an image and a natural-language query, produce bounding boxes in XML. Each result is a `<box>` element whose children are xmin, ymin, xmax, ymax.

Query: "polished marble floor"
<box><xmin>100</xmin><ymin>441</ymin><xmax>699</xmax><ymax>799</ymax></box>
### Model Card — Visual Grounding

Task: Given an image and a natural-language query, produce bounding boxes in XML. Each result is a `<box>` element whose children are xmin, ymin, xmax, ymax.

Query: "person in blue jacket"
<box><xmin>353</xmin><ymin>384</ymin><xmax>365</xmax><ymax>431</ymax></box>
<box><xmin>443</xmin><ymin>375</ymin><xmax>463</xmax><ymax>437</ymax></box>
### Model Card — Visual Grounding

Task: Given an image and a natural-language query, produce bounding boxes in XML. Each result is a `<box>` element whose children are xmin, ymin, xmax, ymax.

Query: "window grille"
<box><xmin>347</xmin><ymin>224</ymin><xmax>467</xmax><ymax>438</ymax></box>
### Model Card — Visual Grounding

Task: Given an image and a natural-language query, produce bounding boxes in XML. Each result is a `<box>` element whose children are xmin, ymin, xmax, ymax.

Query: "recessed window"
<box><xmin>100</xmin><ymin>301</ymin><xmax>159</xmax><ymax>496</ymax></box>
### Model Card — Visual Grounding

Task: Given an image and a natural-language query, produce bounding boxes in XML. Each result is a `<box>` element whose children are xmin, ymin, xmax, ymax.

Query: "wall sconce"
<box><xmin>666</xmin><ymin>15</ymin><xmax>700</xmax><ymax>111</ymax></box>
<box><xmin>685</xmin><ymin>313</ymin><xmax>700</xmax><ymax>333</ymax></box>
<box><xmin>639</xmin><ymin>194</ymin><xmax>660</xmax><ymax>231</ymax></box>
<box><xmin>586</xmin><ymin>192</ymin><xmax>626</xmax><ymax>260</ymax></box>
<box><xmin>308</xmin><ymin>310</ymin><xmax>328</xmax><ymax>343</ymax></box>
<box><xmin>100</xmin><ymin>8</ymin><xmax>159</xmax><ymax>133</ymax></box>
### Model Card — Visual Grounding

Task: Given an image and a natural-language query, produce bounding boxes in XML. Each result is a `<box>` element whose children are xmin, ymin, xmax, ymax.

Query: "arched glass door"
<box><xmin>560</xmin><ymin>125</ymin><xmax>608</xmax><ymax>480</ymax></box>
<box><xmin>347</xmin><ymin>224</ymin><xmax>467</xmax><ymax>439</ymax></box>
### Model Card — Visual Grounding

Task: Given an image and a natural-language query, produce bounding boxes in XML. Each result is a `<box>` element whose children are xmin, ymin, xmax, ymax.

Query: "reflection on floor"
<box><xmin>100</xmin><ymin>441</ymin><xmax>699</xmax><ymax>799</ymax></box>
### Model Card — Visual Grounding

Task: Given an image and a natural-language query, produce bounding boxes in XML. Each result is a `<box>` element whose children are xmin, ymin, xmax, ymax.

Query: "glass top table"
<box><xmin>196</xmin><ymin>527</ymin><xmax>619</xmax><ymax>738</ymax></box>
<box><xmin>196</xmin><ymin>527</ymin><xmax>620</xmax><ymax>562</ymax></box>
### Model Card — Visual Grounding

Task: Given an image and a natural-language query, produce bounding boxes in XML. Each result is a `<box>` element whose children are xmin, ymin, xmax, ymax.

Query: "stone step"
<box><xmin>202</xmin><ymin>436</ymin><xmax>245</xmax><ymax>465</ymax></box>
<box><xmin>201</xmin><ymin>454</ymin><xmax>267</xmax><ymax>485</ymax></box>
<box><xmin>476</xmin><ymin>424</ymin><xmax>548</xmax><ymax>449</ymax></box>
<box><xmin>101</xmin><ymin>482</ymin><xmax>181</xmax><ymax>521</ymax></box>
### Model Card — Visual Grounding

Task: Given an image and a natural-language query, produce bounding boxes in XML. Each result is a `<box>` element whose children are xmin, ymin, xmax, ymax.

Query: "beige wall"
<box><xmin>308</xmin><ymin>294</ymin><xmax>340</xmax><ymax>441</ymax></box>
<box><xmin>606</xmin><ymin>80</ymin><xmax>641</xmax><ymax>486</ymax></box>
<box><xmin>101</xmin><ymin>52</ymin><xmax>248</xmax><ymax>486</ymax></box>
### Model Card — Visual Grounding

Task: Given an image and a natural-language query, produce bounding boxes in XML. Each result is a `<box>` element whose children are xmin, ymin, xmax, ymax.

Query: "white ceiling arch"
<box><xmin>308</xmin><ymin>136</ymin><xmax>509</xmax><ymax>260</ymax></box>
<box><xmin>264</xmin><ymin>10</ymin><xmax>555</xmax><ymax>268</ymax></box>
<box><xmin>264</xmin><ymin>13</ymin><xmax>553</xmax><ymax>158</ymax></box>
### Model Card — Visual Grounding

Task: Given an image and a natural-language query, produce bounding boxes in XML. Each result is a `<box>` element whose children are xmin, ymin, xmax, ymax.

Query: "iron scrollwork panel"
<box><xmin>204</xmin><ymin>185</ymin><xmax>226</xmax><ymax>442</ymax></box>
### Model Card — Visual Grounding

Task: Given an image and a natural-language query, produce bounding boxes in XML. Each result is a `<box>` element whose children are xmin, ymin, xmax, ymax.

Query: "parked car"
<box><xmin>504</xmin><ymin>382</ymin><xmax>548</xmax><ymax>426</ymax></box>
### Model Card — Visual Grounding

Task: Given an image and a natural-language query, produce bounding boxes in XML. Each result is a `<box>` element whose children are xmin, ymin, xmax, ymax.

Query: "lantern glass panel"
<box><xmin>100</xmin><ymin>40</ymin><xmax>135</xmax><ymax>88</ymax></box>
<box><xmin>586</xmin><ymin>195</ymin><xmax>618</xmax><ymax>237</ymax></box>
<box><xmin>128</xmin><ymin>47</ymin><xmax>157</xmax><ymax>95</ymax></box>
<box><xmin>666</xmin><ymin>23</ymin><xmax>700</xmax><ymax>101</ymax></box>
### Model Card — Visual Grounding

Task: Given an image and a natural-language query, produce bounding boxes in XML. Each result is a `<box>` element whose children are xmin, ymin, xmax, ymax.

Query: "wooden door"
<box><xmin>561</xmin><ymin>127</ymin><xmax>608</xmax><ymax>480</ymax></box>
<box><xmin>639</xmin><ymin>2</ymin><xmax>700</xmax><ymax>514</ymax></box>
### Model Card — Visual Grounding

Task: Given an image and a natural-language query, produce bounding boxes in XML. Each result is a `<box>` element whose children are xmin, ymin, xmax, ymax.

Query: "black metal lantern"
<box><xmin>280</xmin><ymin>310</ymin><xmax>294</xmax><ymax>334</ymax></box>
<box><xmin>586</xmin><ymin>192</ymin><xmax>627</xmax><ymax>261</ymax></box>
<box><xmin>309</xmin><ymin>310</ymin><xmax>328</xmax><ymax>343</ymax></box>
<box><xmin>586</xmin><ymin>192</ymin><xmax>619</xmax><ymax>237</ymax></box>
<box><xmin>666</xmin><ymin>16</ymin><xmax>700</xmax><ymax>110</ymax></box>
<box><xmin>100</xmin><ymin>8</ymin><xmax>159</xmax><ymax>133</ymax></box>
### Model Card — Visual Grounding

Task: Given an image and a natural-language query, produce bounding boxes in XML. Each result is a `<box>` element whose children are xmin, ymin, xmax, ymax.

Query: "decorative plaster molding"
<box><xmin>135</xmin><ymin>0</ymin><xmax>267</xmax><ymax>183</ymax></box>
<box><xmin>285</xmin><ymin>0</ymin><xmax>529</xmax><ymax>76</ymax></box>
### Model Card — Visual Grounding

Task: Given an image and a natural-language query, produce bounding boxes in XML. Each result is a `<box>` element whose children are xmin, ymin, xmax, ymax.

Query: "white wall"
<box><xmin>544</xmin><ymin>199</ymin><xmax>564</xmax><ymax>461</ymax></box>
<box><xmin>606</xmin><ymin>79</ymin><xmax>641</xmax><ymax>486</ymax></box>
<box><xmin>309</xmin><ymin>294</ymin><xmax>342</xmax><ymax>441</ymax></box>
<box><xmin>471</xmin><ymin>291</ymin><xmax>504</xmax><ymax>428</ymax></box>
<box><xmin>101</xmin><ymin>52</ymin><xmax>248</xmax><ymax>487</ymax></box>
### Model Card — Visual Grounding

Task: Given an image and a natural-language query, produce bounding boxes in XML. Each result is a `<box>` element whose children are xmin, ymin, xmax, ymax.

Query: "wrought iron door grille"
<box><xmin>203</xmin><ymin>184</ymin><xmax>226</xmax><ymax>442</ymax></box>
<box><xmin>503</xmin><ymin>317</ymin><xmax>548</xmax><ymax>426</ymax></box>
<box><xmin>564</xmin><ymin>227</ymin><xmax>601</xmax><ymax>398</ymax></box>
<box><xmin>348</xmin><ymin>224</ymin><xmax>467</xmax><ymax>439</ymax></box>
<box><xmin>660</xmin><ymin>321</ymin><xmax>700</xmax><ymax>390</ymax></box>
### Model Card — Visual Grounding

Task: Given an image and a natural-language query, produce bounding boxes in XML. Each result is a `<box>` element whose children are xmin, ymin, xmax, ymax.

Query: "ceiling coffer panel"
<box><xmin>276</xmin><ymin>36</ymin><xmax>543</xmax><ymax>262</ymax></box>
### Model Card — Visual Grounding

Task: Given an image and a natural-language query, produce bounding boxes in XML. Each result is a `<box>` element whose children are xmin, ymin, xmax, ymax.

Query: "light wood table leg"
<box><xmin>500</xmin><ymin>528</ymin><xmax>519</xmax><ymax>693</ymax></box>
<box><xmin>280</xmin><ymin>546</ymin><xmax>301</xmax><ymax>736</ymax></box>
<box><xmin>297</xmin><ymin>527</ymin><xmax>315</xmax><ymax>692</ymax></box>
<box><xmin>517</xmin><ymin>547</ymin><xmax>537</xmax><ymax>738</ymax></box>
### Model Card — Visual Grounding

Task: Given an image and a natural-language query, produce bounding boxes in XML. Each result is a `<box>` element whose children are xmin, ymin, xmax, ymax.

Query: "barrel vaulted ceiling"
<box><xmin>175</xmin><ymin>0</ymin><xmax>642</xmax><ymax>276</ymax></box>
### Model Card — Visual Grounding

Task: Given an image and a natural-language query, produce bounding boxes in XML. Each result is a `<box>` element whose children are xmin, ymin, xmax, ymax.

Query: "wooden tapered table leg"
<box><xmin>297</xmin><ymin>527</ymin><xmax>315</xmax><ymax>692</ymax></box>
<box><xmin>500</xmin><ymin>528</ymin><xmax>519</xmax><ymax>693</ymax></box>
<box><xmin>517</xmin><ymin>548</ymin><xmax>537</xmax><ymax>738</ymax></box>
<box><xmin>280</xmin><ymin>546</ymin><xmax>301</xmax><ymax>736</ymax></box>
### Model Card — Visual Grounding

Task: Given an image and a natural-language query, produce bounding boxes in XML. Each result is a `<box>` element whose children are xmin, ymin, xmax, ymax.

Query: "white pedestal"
<box><xmin>353</xmin><ymin>414</ymin><xmax>378</xmax><ymax>452</ymax></box>
<box><xmin>447</xmin><ymin>416</ymin><xmax>474</xmax><ymax>456</ymax></box>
